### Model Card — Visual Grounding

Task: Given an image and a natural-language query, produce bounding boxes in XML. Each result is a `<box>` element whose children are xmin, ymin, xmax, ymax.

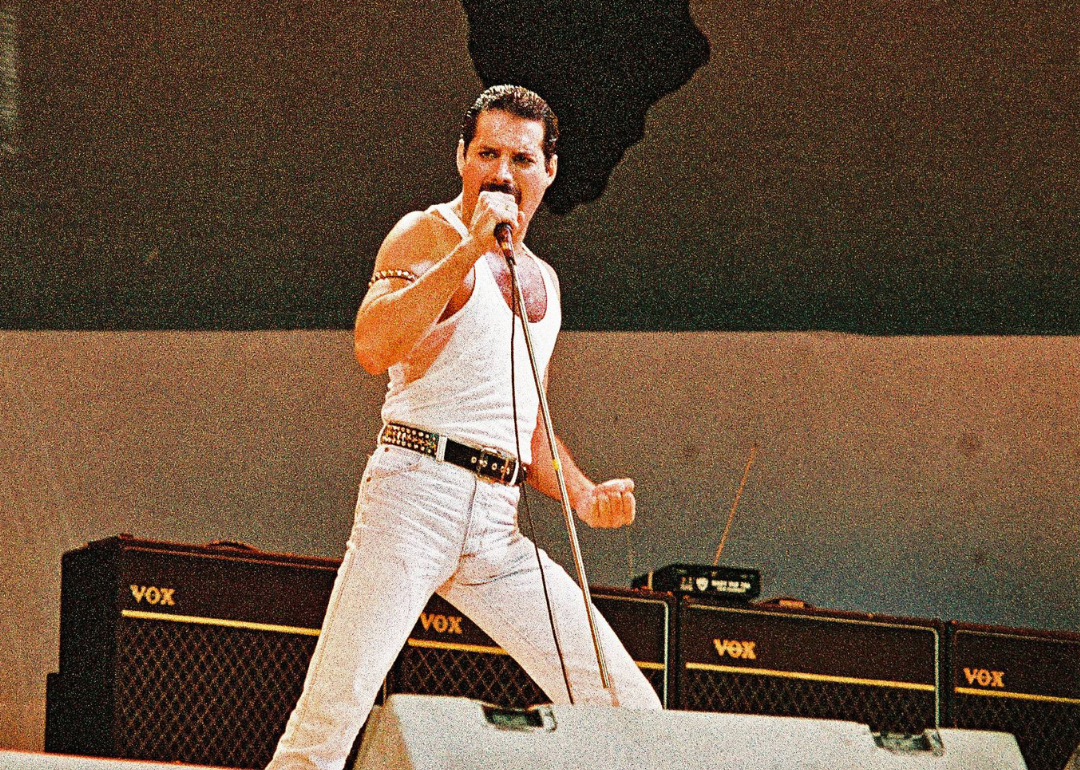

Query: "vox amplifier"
<box><xmin>46</xmin><ymin>535</ymin><xmax>339</xmax><ymax>768</ymax></box>
<box><xmin>946</xmin><ymin>622</ymin><xmax>1080</xmax><ymax>770</ymax></box>
<box><xmin>676</xmin><ymin>598</ymin><xmax>943</xmax><ymax>734</ymax></box>
<box><xmin>386</xmin><ymin>586</ymin><xmax>673</xmax><ymax>707</ymax></box>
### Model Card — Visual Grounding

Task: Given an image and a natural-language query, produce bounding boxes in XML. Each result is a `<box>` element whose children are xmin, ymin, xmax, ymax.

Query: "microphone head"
<box><xmin>494</xmin><ymin>222</ymin><xmax>513</xmax><ymax>245</ymax></box>
<box><xmin>493</xmin><ymin>222</ymin><xmax>515</xmax><ymax>262</ymax></box>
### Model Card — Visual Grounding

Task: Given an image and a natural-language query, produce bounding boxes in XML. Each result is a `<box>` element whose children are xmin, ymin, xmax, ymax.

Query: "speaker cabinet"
<box><xmin>354</xmin><ymin>694</ymin><xmax>1027</xmax><ymax>770</ymax></box>
<box><xmin>947</xmin><ymin>622</ymin><xmax>1080</xmax><ymax>770</ymax></box>
<box><xmin>676</xmin><ymin>598</ymin><xmax>943</xmax><ymax>733</ymax></box>
<box><xmin>385</xmin><ymin>586</ymin><xmax>673</xmax><ymax>707</ymax></box>
<box><xmin>46</xmin><ymin>535</ymin><xmax>338</xmax><ymax>768</ymax></box>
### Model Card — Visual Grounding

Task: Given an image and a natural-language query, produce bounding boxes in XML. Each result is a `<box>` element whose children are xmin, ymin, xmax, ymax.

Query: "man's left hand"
<box><xmin>576</xmin><ymin>479</ymin><xmax>636</xmax><ymax>529</ymax></box>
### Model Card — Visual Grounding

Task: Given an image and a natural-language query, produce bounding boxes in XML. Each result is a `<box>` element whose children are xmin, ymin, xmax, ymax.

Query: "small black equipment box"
<box><xmin>632</xmin><ymin>563</ymin><xmax>761</xmax><ymax>601</ymax></box>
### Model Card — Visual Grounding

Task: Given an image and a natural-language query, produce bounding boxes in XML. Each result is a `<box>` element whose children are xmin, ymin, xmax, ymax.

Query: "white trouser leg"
<box><xmin>268</xmin><ymin>447</ymin><xmax>660</xmax><ymax>770</ymax></box>
<box><xmin>440</xmin><ymin>482</ymin><xmax>662</xmax><ymax>710</ymax></box>
<box><xmin>267</xmin><ymin>447</ymin><xmax>475</xmax><ymax>770</ymax></box>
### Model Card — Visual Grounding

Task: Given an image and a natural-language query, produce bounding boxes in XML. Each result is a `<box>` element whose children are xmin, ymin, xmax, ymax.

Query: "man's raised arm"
<box><xmin>354</xmin><ymin>190</ymin><xmax>523</xmax><ymax>375</ymax></box>
<box><xmin>353</xmin><ymin>211</ymin><xmax>480</xmax><ymax>375</ymax></box>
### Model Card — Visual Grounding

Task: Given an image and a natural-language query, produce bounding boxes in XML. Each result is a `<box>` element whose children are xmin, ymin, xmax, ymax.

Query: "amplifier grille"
<box><xmin>390</xmin><ymin>645</ymin><xmax>547</xmax><ymax>706</ymax></box>
<box><xmin>953</xmin><ymin>694</ymin><xmax>1080</xmax><ymax>770</ymax></box>
<box><xmin>682</xmin><ymin>668</ymin><xmax>937</xmax><ymax>734</ymax></box>
<box><xmin>115</xmin><ymin>618</ymin><xmax>315</xmax><ymax>768</ymax></box>
<box><xmin>389</xmin><ymin>643</ymin><xmax>667</xmax><ymax>707</ymax></box>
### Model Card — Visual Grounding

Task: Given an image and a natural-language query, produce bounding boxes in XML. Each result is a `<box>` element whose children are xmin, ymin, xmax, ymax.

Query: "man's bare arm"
<box><xmin>527</xmin><ymin>416</ymin><xmax>636</xmax><ymax>529</ymax></box>
<box><xmin>354</xmin><ymin>212</ymin><xmax>481</xmax><ymax>374</ymax></box>
<box><xmin>355</xmin><ymin>190</ymin><xmax>523</xmax><ymax>374</ymax></box>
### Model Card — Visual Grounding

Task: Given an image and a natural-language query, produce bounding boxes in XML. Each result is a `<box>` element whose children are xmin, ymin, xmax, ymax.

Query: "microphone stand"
<box><xmin>498</xmin><ymin>231</ymin><xmax>616</xmax><ymax>704</ymax></box>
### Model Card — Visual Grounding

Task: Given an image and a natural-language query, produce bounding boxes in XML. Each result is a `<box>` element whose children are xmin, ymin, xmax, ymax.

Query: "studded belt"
<box><xmin>378</xmin><ymin>422</ymin><xmax>525</xmax><ymax>486</ymax></box>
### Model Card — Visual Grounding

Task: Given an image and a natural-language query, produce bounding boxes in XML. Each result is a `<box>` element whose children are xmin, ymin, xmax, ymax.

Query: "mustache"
<box><xmin>480</xmin><ymin>180</ymin><xmax>521</xmax><ymax>203</ymax></box>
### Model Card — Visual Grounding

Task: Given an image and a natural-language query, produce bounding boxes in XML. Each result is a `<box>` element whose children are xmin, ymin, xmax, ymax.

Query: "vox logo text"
<box><xmin>419</xmin><ymin>613</ymin><xmax>463</xmax><ymax>635</ymax></box>
<box><xmin>713</xmin><ymin>639</ymin><xmax>757</xmax><ymax>660</ymax></box>
<box><xmin>129</xmin><ymin>585</ymin><xmax>176</xmax><ymax>606</ymax></box>
<box><xmin>963</xmin><ymin>667</ymin><xmax>1005</xmax><ymax>688</ymax></box>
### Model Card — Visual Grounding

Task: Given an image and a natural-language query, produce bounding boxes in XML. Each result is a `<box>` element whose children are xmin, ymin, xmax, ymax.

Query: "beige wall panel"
<box><xmin>2</xmin><ymin>330</ymin><xmax>1078</xmax><ymax>750</ymax></box>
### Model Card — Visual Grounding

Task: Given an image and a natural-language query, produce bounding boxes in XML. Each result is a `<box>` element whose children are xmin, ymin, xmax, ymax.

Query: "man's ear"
<box><xmin>456</xmin><ymin>139</ymin><xmax>466</xmax><ymax>176</ymax></box>
<box><xmin>546</xmin><ymin>154</ymin><xmax>558</xmax><ymax>185</ymax></box>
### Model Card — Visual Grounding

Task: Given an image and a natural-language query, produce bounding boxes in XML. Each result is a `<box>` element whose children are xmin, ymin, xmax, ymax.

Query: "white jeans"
<box><xmin>267</xmin><ymin>444</ymin><xmax>661</xmax><ymax>770</ymax></box>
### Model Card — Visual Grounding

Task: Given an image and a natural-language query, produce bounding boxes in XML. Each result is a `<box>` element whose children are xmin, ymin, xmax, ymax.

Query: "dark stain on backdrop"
<box><xmin>1</xmin><ymin>0</ymin><xmax>1077</xmax><ymax>333</ymax></box>
<box><xmin>461</xmin><ymin>0</ymin><xmax>710</xmax><ymax>215</ymax></box>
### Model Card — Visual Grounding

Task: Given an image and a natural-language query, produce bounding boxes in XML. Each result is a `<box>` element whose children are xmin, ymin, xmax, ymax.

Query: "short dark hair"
<box><xmin>460</xmin><ymin>85</ymin><xmax>559</xmax><ymax>163</ymax></box>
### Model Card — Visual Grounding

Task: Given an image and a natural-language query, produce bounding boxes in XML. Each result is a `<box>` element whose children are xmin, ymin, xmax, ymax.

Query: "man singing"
<box><xmin>268</xmin><ymin>85</ymin><xmax>661</xmax><ymax>770</ymax></box>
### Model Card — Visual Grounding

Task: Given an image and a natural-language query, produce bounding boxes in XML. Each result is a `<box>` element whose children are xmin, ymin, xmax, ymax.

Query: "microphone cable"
<box><xmin>506</xmin><ymin>251</ymin><xmax>576</xmax><ymax>706</ymax></box>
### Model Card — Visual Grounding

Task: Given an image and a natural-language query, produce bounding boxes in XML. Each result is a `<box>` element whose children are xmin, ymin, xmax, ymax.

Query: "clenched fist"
<box><xmin>576</xmin><ymin>478</ymin><xmax>636</xmax><ymax>529</ymax></box>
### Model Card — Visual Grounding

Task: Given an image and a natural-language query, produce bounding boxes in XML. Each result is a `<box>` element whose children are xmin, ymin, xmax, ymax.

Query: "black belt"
<box><xmin>378</xmin><ymin>422</ymin><xmax>525</xmax><ymax>486</ymax></box>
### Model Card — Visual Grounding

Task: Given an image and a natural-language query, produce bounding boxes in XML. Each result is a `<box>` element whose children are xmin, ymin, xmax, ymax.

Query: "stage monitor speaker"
<box><xmin>676</xmin><ymin>598</ymin><xmax>943</xmax><ymax>733</ymax></box>
<box><xmin>353</xmin><ymin>694</ymin><xmax>1028</xmax><ymax>770</ymax></box>
<box><xmin>384</xmin><ymin>586</ymin><xmax>673</xmax><ymax>707</ymax></box>
<box><xmin>46</xmin><ymin>535</ymin><xmax>339</xmax><ymax>768</ymax></box>
<box><xmin>946</xmin><ymin>622</ymin><xmax>1080</xmax><ymax>770</ymax></box>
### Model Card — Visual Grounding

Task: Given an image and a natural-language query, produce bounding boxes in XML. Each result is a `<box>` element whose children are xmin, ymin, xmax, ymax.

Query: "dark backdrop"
<box><xmin>2</xmin><ymin>0</ymin><xmax>1078</xmax><ymax>332</ymax></box>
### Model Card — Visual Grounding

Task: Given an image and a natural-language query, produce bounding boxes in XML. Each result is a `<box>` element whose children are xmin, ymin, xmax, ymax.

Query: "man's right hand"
<box><xmin>469</xmin><ymin>190</ymin><xmax>524</xmax><ymax>251</ymax></box>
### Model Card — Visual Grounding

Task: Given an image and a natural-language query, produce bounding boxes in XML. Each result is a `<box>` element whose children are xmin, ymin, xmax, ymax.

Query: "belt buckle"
<box><xmin>477</xmin><ymin>447</ymin><xmax>517</xmax><ymax>485</ymax></box>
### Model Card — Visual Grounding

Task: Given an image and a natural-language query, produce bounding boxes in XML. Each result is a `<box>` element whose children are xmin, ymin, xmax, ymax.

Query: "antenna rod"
<box><xmin>713</xmin><ymin>443</ymin><xmax>758</xmax><ymax>566</ymax></box>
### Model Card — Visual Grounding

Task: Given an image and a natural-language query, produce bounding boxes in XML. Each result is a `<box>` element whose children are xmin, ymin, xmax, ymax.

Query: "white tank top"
<box><xmin>380</xmin><ymin>203</ymin><xmax>561</xmax><ymax>464</ymax></box>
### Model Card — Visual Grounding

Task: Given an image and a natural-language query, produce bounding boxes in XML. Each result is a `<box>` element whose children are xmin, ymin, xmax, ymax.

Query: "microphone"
<box><xmin>494</xmin><ymin>222</ymin><xmax>515</xmax><ymax>263</ymax></box>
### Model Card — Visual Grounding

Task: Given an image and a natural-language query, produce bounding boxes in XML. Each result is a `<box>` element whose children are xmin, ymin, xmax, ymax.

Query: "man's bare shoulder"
<box><xmin>383</xmin><ymin>208</ymin><xmax>453</xmax><ymax>249</ymax></box>
<box><xmin>376</xmin><ymin>208</ymin><xmax>464</xmax><ymax>272</ymax></box>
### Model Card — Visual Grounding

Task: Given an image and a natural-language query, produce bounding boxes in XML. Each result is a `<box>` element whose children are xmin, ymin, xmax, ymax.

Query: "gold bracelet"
<box><xmin>367</xmin><ymin>269</ymin><xmax>419</xmax><ymax>289</ymax></box>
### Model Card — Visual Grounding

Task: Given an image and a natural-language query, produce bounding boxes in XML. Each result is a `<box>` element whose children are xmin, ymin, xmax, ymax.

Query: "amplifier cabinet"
<box><xmin>47</xmin><ymin>535</ymin><xmax>339</xmax><ymax>768</ymax></box>
<box><xmin>676</xmin><ymin>598</ymin><xmax>943</xmax><ymax>734</ymax></box>
<box><xmin>946</xmin><ymin>622</ymin><xmax>1080</xmax><ymax>770</ymax></box>
<box><xmin>385</xmin><ymin>586</ymin><xmax>673</xmax><ymax>708</ymax></box>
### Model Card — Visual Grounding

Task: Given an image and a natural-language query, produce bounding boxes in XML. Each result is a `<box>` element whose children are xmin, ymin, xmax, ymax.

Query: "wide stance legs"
<box><xmin>267</xmin><ymin>447</ymin><xmax>660</xmax><ymax>770</ymax></box>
